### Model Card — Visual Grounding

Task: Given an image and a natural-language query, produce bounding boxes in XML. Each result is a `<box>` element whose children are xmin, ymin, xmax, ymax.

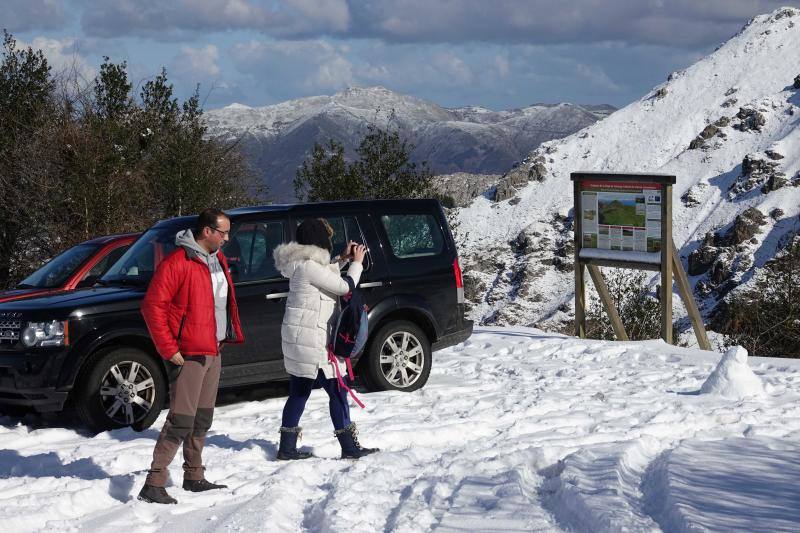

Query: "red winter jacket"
<box><xmin>141</xmin><ymin>247</ymin><xmax>244</xmax><ymax>360</ymax></box>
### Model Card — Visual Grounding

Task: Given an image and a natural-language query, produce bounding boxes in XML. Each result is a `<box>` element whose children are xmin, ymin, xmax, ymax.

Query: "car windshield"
<box><xmin>18</xmin><ymin>244</ymin><xmax>99</xmax><ymax>289</ymax></box>
<box><xmin>101</xmin><ymin>224</ymin><xmax>187</xmax><ymax>285</ymax></box>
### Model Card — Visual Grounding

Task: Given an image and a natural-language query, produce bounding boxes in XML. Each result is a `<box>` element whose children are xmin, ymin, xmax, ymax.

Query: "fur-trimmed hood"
<box><xmin>273</xmin><ymin>241</ymin><xmax>331</xmax><ymax>278</ymax></box>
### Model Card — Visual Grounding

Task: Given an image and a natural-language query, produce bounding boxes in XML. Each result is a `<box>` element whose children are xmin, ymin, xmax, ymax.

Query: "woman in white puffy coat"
<box><xmin>272</xmin><ymin>218</ymin><xmax>378</xmax><ymax>460</ymax></box>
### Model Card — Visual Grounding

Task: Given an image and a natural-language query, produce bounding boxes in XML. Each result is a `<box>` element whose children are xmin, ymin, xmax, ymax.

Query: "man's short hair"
<box><xmin>195</xmin><ymin>208</ymin><xmax>229</xmax><ymax>236</ymax></box>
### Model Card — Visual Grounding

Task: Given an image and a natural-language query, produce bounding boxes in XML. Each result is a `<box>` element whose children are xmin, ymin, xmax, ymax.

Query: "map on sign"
<box><xmin>580</xmin><ymin>181</ymin><xmax>662</xmax><ymax>255</ymax></box>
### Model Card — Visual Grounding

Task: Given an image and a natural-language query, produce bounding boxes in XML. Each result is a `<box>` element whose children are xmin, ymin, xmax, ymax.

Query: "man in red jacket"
<box><xmin>137</xmin><ymin>208</ymin><xmax>244</xmax><ymax>505</ymax></box>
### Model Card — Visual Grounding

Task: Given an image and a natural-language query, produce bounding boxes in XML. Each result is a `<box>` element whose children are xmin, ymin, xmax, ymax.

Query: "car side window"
<box><xmin>296</xmin><ymin>216</ymin><xmax>371</xmax><ymax>271</ymax></box>
<box><xmin>225</xmin><ymin>221</ymin><xmax>284</xmax><ymax>282</ymax></box>
<box><xmin>82</xmin><ymin>245</ymin><xmax>130</xmax><ymax>282</ymax></box>
<box><xmin>380</xmin><ymin>213</ymin><xmax>444</xmax><ymax>259</ymax></box>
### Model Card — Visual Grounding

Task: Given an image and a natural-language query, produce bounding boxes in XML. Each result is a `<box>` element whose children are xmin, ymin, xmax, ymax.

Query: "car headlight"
<box><xmin>21</xmin><ymin>320</ymin><xmax>68</xmax><ymax>347</ymax></box>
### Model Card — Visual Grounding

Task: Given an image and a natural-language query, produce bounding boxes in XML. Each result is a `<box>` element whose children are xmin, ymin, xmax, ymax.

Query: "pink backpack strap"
<box><xmin>328</xmin><ymin>347</ymin><xmax>365</xmax><ymax>408</ymax></box>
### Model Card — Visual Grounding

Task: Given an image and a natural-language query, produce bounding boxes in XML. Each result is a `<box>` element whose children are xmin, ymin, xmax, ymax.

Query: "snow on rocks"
<box><xmin>456</xmin><ymin>7</ymin><xmax>800</xmax><ymax>336</ymax></box>
<box><xmin>1</xmin><ymin>328</ymin><xmax>799</xmax><ymax>532</ymax></box>
<box><xmin>700</xmin><ymin>346</ymin><xmax>766</xmax><ymax>399</ymax></box>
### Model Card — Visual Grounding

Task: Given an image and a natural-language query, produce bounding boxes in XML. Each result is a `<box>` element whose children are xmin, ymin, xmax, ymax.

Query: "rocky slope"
<box><xmin>455</xmin><ymin>7</ymin><xmax>800</xmax><ymax>342</ymax></box>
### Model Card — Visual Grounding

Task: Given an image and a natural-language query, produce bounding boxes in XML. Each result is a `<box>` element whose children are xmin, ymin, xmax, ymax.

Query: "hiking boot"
<box><xmin>335</xmin><ymin>422</ymin><xmax>379</xmax><ymax>459</ymax></box>
<box><xmin>182</xmin><ymin>478</ymin><xmax>228</xmax><ymax>492</ymax></box>
<box><xmin>277</xmin><ymin>426</ymin><xmax>314</xmax><ymax>460</ymax></box>
<box><xmin>138</xmin><ymin>484</ymin><xmax>178</xmax><ymax>504</ymax></box>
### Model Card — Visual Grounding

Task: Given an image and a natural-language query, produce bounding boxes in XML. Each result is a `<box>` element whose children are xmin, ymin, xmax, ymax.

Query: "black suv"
<box><xmin>0</xmin><ymin>199</ymin><xmax>472</xmax><ymax>431</ymax></box>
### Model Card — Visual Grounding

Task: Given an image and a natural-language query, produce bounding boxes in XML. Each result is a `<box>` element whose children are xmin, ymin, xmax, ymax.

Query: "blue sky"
<box><xmin>2</xmin><ymin>0</ymin><xmax>794</xmax><ymax>111</ymax></box>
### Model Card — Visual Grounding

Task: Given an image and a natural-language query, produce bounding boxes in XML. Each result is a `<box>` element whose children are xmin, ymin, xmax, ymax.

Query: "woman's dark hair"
<box><xmin>195</xmin><ymin>208</ymin><xmax>228</xmax><ymax>236</ymax></box>
<box><xmin>296</xmin><ymin>218</ymin><xmax>333</xmax><ymax>252</ymax></box>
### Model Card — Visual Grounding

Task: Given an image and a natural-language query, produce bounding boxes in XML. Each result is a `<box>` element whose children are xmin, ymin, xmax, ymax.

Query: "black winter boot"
<box><xmin>183</xmin><ymin>478</ymin><xmax>227</xmax><ymax>492</ymax></box>
<box><xmin>277</xmin><ymin>426</ymin><xmax>314</xmax><ymax>460</ymax></box>
<box><xmin>335</xmin><ymin>422</ymin><xmax>379</xmax><ymax>459</ymax></box>
<box><xmin>137</xmin><ymin>484</ymin><xmax>178</xmax><ymax>504</ymax></box>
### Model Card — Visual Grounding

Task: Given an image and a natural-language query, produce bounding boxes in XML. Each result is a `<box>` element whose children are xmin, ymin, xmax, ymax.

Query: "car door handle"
<box><xmin>359</xmin><ymin>281</ymin><xmax>383</xmax><ymax>288</ymax></box>
<box><xmin>266</xmin><ymin>292</ymin><xmax>290</xmax><ymax>300</ymax></box>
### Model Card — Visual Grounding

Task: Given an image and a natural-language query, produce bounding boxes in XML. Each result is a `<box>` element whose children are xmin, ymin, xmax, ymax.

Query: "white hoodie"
<box><xmin>272</xmin><ymin>242</ymin><xmax>363</xmax><ymax>379</ymax></box>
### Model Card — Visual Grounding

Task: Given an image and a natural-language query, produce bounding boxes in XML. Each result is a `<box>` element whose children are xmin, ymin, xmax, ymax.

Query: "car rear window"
<box><xmin>380</xmin><ymin>214</ymin><xmax>445</xmax><ymax>258</ymax></box>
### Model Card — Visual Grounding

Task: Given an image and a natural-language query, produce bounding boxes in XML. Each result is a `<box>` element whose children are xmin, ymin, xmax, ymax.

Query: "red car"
<box><xmin>0</xmin><ymin>233</ymin><xmax>140</xmax><ymax>304</ymax></box>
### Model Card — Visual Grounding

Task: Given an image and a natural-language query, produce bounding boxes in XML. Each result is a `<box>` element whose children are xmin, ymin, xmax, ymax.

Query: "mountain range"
<box><xmin>204</xmin><ymin>87</ymin><xmax>614</xmax><ymax>201</ymax></box>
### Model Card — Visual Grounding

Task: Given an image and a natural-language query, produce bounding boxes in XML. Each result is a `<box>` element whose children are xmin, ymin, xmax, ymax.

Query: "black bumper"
<box><xmin>0</xmin><ymin>350</ymin><xmax>70</xmax><ymax>412</ymax></box>
<box><xmin>432</xmin><ymin>319</ymin><xmax>474</xmax><ymax>352</ymax></box>
<box><xmin>0</xmin><ymin>388</ymin><xmax>68</xmax><ymax>412</ymax></box>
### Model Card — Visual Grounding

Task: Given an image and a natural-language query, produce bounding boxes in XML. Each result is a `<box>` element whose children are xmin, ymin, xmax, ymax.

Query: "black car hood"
<box><xmin>0</xmin><ymin>285</ymin><xmax>146</xmax><ymax>319</ymax></box>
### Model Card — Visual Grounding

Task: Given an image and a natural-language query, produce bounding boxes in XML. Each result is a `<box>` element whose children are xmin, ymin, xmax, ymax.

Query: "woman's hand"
<box><xmin>342</xmin><ymin>240</ymin><xmax>357</xmax><ymax>260</ymax></box>
<box><xmin>352</xmin><ymin>244</ymin><xmax>367</xmax><ymax>263</ymax></box>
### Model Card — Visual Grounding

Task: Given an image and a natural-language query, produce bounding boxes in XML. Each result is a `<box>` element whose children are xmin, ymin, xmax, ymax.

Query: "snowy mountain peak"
<box><xmin>223</xmin><ymin>102</ymin><xmax>252</xmax><ymax>111</ymax></box>
<box><xmin>204</xmin><ymin>88</ymin><xmax>615</xmax><ymax>200</ymax></box>
<box><xmin>457</xmin><ymin>7</ymin><xmax>800</xmax><ymax>338</ymax></box>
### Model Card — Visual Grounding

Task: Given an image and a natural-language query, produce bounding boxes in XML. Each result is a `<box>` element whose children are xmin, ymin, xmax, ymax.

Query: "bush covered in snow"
<box><xmin>718</xmin><ymin>236</ymin><xmax>800</xmax><ymax>358</ymax></box>
<box><xmin>586</xmin><ymin>270</ymin><xmax>676</xmax><ymax>341</ymax></box>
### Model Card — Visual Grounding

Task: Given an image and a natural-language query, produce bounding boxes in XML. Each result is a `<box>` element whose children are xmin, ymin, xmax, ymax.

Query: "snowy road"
<box><xmin>1</xmin><ymin>327</ymin><xmax>799</xmax><ymax>532</ymax></box>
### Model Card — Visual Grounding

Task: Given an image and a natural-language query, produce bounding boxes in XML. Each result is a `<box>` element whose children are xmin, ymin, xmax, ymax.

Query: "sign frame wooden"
<box><xmin>571</xmin><ymin>171</ymin><xmax>710</xmax><ymax>350</ymax></box>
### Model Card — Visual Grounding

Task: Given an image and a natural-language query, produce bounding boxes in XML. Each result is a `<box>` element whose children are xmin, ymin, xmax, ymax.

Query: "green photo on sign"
<box><xmin>598</xmin><ymin>197</ymin><xmax>646</xmax><ymax>227</ymax></box>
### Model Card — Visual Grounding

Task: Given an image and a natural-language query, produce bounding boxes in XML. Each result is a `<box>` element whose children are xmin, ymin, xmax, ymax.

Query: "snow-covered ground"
<box><xmin>2</xmin><ymin>328</ymin><xmax>799</xmax><ymax>532</ymax></box>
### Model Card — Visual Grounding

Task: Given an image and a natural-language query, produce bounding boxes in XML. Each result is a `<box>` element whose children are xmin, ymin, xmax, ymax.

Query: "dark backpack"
<box><xmin>327</xmin><ymin>275</ymin><xmax>368</xmax><ymax>408</ymax></box>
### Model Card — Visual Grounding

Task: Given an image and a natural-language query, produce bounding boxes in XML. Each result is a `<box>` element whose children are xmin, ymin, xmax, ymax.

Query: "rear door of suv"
<box><xmin>372</xmin><ymin>202</ymin><xmax>457</xmax><ymax>337</ymax></box>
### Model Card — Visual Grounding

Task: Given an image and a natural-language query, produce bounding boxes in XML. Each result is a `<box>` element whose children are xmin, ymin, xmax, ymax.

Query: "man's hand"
<box><xmin>170</xmin><ymin>352</ymin><xmax>184</xmax><ymax>365</ymax></box>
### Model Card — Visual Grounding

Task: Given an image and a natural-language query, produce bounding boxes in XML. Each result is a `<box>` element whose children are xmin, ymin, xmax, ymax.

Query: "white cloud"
<box><xmin>574</xmin><ymin>63</ymin><xmax>622</xmax><ymax>92</ymax></box>
<box><xmin>494</xmin><ymin>54</ymin><xmax>510</xmax><ymax>78</ymax></box>
<box><xmin>431</xmin><ymin>52</ymin><xmax>474</xmax><ymax>84</ymax></box>
<box><xmin>231</xmin><ymin>39</ymin><xmax>356</xmax><ymax>94</ymax></box>
<box><xmin>174</xmin><ymin>44</ymin><xmax>221</xmax><ymax>79</ymax></box>
<box><xmin>22</xmin><ymin>37</ymin><xmax>96</xmax><ymax>82</ymax></box>
<box><xmin>312</xmin><ymin>54</ymin><xmax>354</xmax><ymax>90</ymax></box>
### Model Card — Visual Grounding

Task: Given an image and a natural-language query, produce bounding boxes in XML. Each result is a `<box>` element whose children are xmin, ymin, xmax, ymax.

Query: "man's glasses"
<box><xmin>209</xmin><ymin>226</ymin><xmax>230</xmax><ymax>238</ymax></box>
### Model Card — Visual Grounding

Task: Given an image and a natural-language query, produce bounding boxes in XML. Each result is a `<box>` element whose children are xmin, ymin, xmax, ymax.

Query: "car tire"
<box><xmin>75</xmin><ymin>347</ymin><xmax>167</xmax><ymax>433</ymax></box>
<box><xmin>361</xmin><ymin>320</ymin><xmax>432</xmax><ymax>392</ymax></box>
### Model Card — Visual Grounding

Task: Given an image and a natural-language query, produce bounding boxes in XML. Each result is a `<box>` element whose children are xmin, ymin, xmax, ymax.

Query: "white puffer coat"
<box><xmin>273</xmin><ymin>242</ymin><xmax>363</xmax><ymax>379</ymax></box>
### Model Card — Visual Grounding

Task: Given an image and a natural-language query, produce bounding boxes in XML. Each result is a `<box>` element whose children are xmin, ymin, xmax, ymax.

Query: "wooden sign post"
<box><xmin>571</xmin><ymin>172</ymin><xmax>711</xmax><ymax>350</ymax></box>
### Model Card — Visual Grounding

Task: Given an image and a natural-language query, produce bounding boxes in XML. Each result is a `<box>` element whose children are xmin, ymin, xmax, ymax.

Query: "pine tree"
<box><xmin>0</xmin><ymin>30</ymin><xmax>58</xmax><ymax>288</ymax></box>
<box><xmin>294</xmin><ymin>122</ymin><xmax>433</xmax><ymax>202</ymax></box>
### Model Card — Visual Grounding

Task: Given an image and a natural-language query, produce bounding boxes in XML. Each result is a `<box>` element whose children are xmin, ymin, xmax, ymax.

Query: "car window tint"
<box><xmin>83</xmin><ymin>245</ymin><xmax>130</xmax><ymax>281</ymax></box>
<box><xmin>296</xmin><ymin>217</ymin><xmax>346</xmax><ymax>257</ymax></box>
<box><xmin>380</xmin><ymin>214</ymin><xmax>444</xmax><ymax>258</ymax></box>
<box><xmin>20</xmin><ymin>244</ymin><xmax>99</xmax><ymax>288</ymax></box>
<box><xmin>296</xmin><ymin>216</ymin><xmax>371</xmax><ymax>270</ymax></box>
<box><xmin>225</xmin><ymin>221</ymin><xmax>284</xmax><ymax>282</ymax></box>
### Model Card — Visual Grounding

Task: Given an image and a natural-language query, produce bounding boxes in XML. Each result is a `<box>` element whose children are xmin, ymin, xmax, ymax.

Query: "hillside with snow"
<box><xmin>2</xmin><ymin>327</ymin><xmax>799</xmax><ymax>532</ymax></box>
<box><xmin>457</xmin><ymin>7</ymin><xmax>800</xmax><ymax>343</ymax></box>
<box><xmin>204</xmin><ymin>87</ymin><xmax>614</xmax><ymax>200</ymax></box>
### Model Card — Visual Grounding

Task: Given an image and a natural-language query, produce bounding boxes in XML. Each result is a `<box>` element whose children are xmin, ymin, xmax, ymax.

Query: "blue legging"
<box><xmin>281</xmin><ymin>369</ymin><xmax>351</xmax><ymax>430</ymax></box>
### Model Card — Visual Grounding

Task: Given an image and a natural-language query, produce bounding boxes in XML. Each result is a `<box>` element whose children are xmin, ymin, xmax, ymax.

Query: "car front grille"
<box><xmin>0</xmin><ymin>317</ymin><xmax>22</xmax><ymax>345</ymax></box>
